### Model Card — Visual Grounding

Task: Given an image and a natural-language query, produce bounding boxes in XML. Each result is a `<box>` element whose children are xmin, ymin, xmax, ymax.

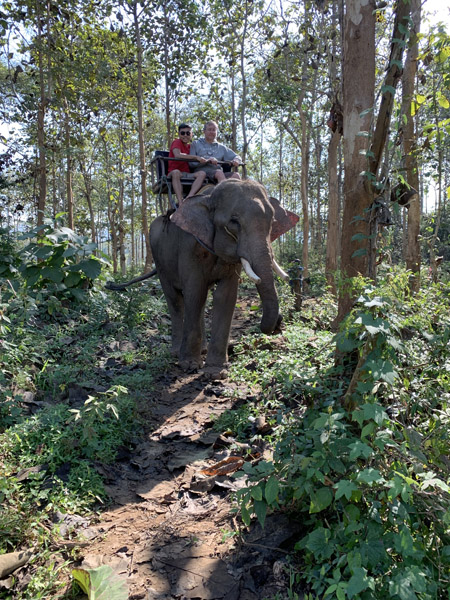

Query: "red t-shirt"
<box><xmin>168</xmin><ymin>139</ymin><xmax>191</xmax><ymax>174</ymax></box>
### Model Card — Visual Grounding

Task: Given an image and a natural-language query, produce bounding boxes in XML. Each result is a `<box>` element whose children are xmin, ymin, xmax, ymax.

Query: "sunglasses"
<box><xmin>179</xmin><ymin>130</ymin><xmax>191</xmax><ymax>135</ymax></box>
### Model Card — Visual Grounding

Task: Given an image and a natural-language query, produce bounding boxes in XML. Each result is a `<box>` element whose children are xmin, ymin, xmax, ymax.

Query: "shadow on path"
<box><xmin>72</xmin><ymin>293</ymin><xmax>304</xmax><ymax>599</ymax></box>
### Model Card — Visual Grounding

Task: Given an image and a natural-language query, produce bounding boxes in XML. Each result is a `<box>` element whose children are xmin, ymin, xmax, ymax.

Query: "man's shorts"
<box><xmin>167</xmin><ymin>171</ymin><xmax>196</xmax><ymax>178</ymax></box>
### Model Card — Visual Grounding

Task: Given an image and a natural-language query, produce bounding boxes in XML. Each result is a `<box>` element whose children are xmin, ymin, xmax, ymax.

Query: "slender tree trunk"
<box><xmin>238</xmin><ymin>0</ymin><xmax>249</xmax><ymax>162</ymax></box>
<box><xmin>130</xmin><ymin>165</ymin><xmax>136</xmax><ymax>268</ymax></box>
<box><xmin>64</xmin><ymin>99</ymin><xmax>74</xmax><ymax>230</ymax></box>
<box><xmin>326</xmin><ymin>129</ymin><xmax>341</xmax><ymax>294</ymax></box>
<box><xmin>315</xmin><ymin>135</ymin><xmax>322</xmax><ymax>248</ymax></box>
<box><xmin>133</xmin><ymin>2</ymin><xmax>152</xmax><ymax>271</ymax></box>
<box><xmin>325</xmin><ymin>0</ymin><xmax>342</xmax><ymax>295</ymax></box>
<box><xmin>80</xmin><ymin>159</ymin><xmax>96</xmax><ymax>245</ymax></box>
<box><xmin>402</xmin><ymin>0</ymin><xmax>421</xmax><ymax>292</ymax></box>
<box><xmin>230</xmin><ymin>68</ymin><xmax>237</xmax><ymax>152</ymax></box>
<box><xmin>300</xmin><ymin>105</ymin><xmax>310</xmax><ymax>286</ymax></box>
<box><xmin>118</xmin><ymin>126</ymin><xmax>126</xmax><ymax>276</ymax></box>
<box><xmin>163</xmin><ymin>3</ymin><xmax>172</xmax><ymax>148</ymax></box>
<box><xmin>36</xmin><ymin>0</ymin><xmax>47</xmax><ymax>233</ymax></box>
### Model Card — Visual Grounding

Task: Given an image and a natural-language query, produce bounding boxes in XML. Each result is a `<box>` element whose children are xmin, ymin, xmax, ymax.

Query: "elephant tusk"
<box><xmin>241</xmin><ymin>258</ymin><xmax>261</xmax><ymax>284</ymax></box>
<box><xmin>272</xmin><ymin>259</ymin><xmax>290</xmax><ymax>282</ymax></box>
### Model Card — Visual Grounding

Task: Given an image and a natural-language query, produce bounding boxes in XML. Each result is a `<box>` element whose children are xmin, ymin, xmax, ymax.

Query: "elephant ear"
<box><xmin>269</xmin><ymin>197</ymin><xmax>300</xmax><ymax>242</ymax></box>
<box><xmin>170</xmin><ymin>194</ymin><xmax>214</xmax><ymax>249</ymax></box>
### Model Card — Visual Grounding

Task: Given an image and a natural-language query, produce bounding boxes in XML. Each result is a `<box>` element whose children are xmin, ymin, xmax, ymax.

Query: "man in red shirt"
<box><xmin>168</xmin><ymin>123</ymin><xmax>208</xmax><ymax>204</ymax></box>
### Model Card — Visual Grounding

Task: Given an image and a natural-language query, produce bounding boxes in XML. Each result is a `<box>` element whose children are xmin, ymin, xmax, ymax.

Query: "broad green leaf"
<box><xmin>349</xmin><ymin>441</ymin><xmax>373</xmax><ymax>460</ymax></box>
<box><xmin>72</xmin><ymin>565</ymin><xmax>128</xmax><ymax>600</ymax></box>
<box><xmin>334</xmin><ymin>480</ymin><xmax>358</xmax><ymax>501</ymax></box>
<box><xmin>34</xmin><ymin>246</ymin><xmax>54</xmax><ymax>259</ymax></box>
<box><xmin>250</xmin><ymin>484</ymin><xmax>263</xmax><ymax>501</ymax></box>
<box><xmin>381</xmin><ymin>84</ymin><xmax>396</xmax><ymax>95</ymax></box>
<box><xmin>355</xmin><ymin>313</ymin><xmax>390</xmax><ymax>335</ymax></box>
<box><xmin>65</xmin><ymin>272</ymin><xmax>82</xmax><ymax>288</ymax></box>
<box><xmin>351</xmin><ymin>233</ymin><xmax>367</xmax><ymax>242</ymax></box>
<box><xmin>78</xmin><ymin>259</ymin><xmax>102</xmax><ymax>279</ymax></box>
<box><xmin>357</xmin><ymin>468</ymin><xmax>384</xmax><ymax>485</ymax></box>
<box><xmin>41</xmin><ymin>266</ymin><xmax>64</xmax><ymax>283</ymax></box>
<box><xmin>365</xmin><ymin>358</ymin><xmax>397</xmax><ymax>384</ymax></box>
<box><xmin>253</xmin><ymin>499</ymin><xmax>267</xmax><ymax>527</ymax></box>
<box><xmin>347</xmin><ymin>567</ymin><xmax>371</xmax><ymax>599</ymax></box>
<box><xmin>264</xmin><ymin>476</ymin><xmax>279</xmax><ymax>505</ymax></box>
<box><xmin>351</xmin><ymin>248</ymin><xmax>367</xmax><ymax>258</ymax></box>
<box><xmin>352</xmin><ymin>402</ymin><xmax>388</xmax><ymax>426</ymax></box>
<box><xmin>389</xmin><ymin>566</ymin><xmax>428</xmax><ymax>600</ymax></box>
<box><xmin>309</xmin><ymin>487</ymin><xmax>333</xmax><ymax>514</ymax></box>
<box><xmin>241</xmin><ymin>504</ymin><xmax>251</xmax><ymax>526</ymax></box>
<box><xmin>303</xmin><ymin>527</ymin><xmax>331</xmax><ymax>554</ymax></box>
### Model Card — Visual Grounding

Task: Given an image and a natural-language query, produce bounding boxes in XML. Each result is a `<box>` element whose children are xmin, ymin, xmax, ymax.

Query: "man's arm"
<box><xmin>222</xmin><ymin>145</ymin><xmax>242</xmax><ymax>166</ymax></box>
<box><xmin>172</xmin><ymin>144</ymin><xmax>207</xmax><ymax>163</ymax></box>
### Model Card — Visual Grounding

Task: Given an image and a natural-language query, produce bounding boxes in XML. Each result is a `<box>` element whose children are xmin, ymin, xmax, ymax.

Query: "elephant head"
<box><xmin>170</xmin><ymin>179</ymin><xmax>299</xmax><ymax>334</ymax></box>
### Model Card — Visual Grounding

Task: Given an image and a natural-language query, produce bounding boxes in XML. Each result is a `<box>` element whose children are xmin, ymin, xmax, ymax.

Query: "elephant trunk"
<box><xmin>248</xmin><ymin>244</ymin><xmax>281</xmax><ymax>334</ymax></box>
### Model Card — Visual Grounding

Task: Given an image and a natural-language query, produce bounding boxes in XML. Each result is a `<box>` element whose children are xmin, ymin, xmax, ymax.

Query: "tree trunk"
<box><xmin>118</xmin><ymin>125</ymin><xmax>126</xmax><ymax>276</ymax></box>
<box><xmin>238</xmin><ymin>0</ymin><xmax>249</xmax><ymax>163</ymax></box>
<box><xmin>163</xmin><ymin>3</ymin><xmax>172</xmax><ymax>148</ymax></box>
<box><xmin>64</xmin><ymin>99</ymin><xmax>74</xmax><ymax>230</ymax></box>
<box><xmin>80</xmin><ymin>159</ymin><xmax>96</xmax><ymax>245</ymax></box>
<box><xmin>300</xmin><ymin>106</ymin><xmax>310</xmax><ymax>287</ymax></box>
<box><xmin>402</xmin><ymin>0</ymin><xmax>421</xmax><ymax>292</ymax></box>
<box><xmin>326</xmin><ymin>129</ymin><xmax>341</xmax><ymax>294</ymax></box>
<box><xmin>325</xmin><ymin>0</ymin><xmax>342</xmax><ymax>295</ymax></box>
<box><xmin>337</xmin><ymin>0</ymin><xmax>375</xmax><ymax>324</ymax></box>
<box><xmin>133</xmin><ymin>2</ymin><xmax>153</xmax><ymax>272</ymax></box>
<box><xmin>36</xmin><ymin>0</ymin><xmax>47</xmax><ymax>234</ymax></box>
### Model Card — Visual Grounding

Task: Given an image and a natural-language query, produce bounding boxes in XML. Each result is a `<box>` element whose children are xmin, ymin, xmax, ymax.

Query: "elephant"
<box><xmin>148</xmin><ymin>178</ymin><xmax>299</xmax><ymax>376</ymax></box>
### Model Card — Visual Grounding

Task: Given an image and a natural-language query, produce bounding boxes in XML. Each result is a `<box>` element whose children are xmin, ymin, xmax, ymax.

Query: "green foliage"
<box><xmin>0</xmin><ymin>274</ymin><xmax>174</xmax><ymax>597</ymax></box>
<box><xmin>0</xmin><ymin>221</ymin><xmax>106</xmax><ymax>325</ymax></box>
<box><xmin>228</xmin><ymin>274</ymin><xmax>450</xmax><ymax>599</ymax></box>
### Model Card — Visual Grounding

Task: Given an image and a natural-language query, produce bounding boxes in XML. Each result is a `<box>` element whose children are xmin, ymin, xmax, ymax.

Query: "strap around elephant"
<box><xmin>194</xmin><ymin>235</ymin><xmax>217</xmax><ymax>256</ymax></box>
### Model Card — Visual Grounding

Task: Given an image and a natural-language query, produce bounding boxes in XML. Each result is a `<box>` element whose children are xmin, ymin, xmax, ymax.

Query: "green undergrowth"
<box><xmin>0</xmin><ymin>248</ymin><xmax>172</xmax><ymax>597</ymax></box>
<box><xmin>224</xmin><ymin>270</ymin><xmax>450</xmax><ymax>600</ymax></box>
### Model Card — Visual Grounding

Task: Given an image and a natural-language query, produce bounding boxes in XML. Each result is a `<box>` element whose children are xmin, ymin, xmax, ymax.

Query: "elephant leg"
<box><xmin>200</xmin><ymin>305</ymin><xmax>207</xmax><ymax>354</ymax></box>
<box><xmin>179</xmin><ymin>284</ymin><xmax>209</xmax><ymax>371</ymax></box>
<box><xmin>159</xmin><ymin>279</ymin><xmax>184</xmax><ymax>357</ymax></box>
<box><xmin>206</xmin><ymin>272</ymin><xmax>240</xmax><ymax>368</ymax></box>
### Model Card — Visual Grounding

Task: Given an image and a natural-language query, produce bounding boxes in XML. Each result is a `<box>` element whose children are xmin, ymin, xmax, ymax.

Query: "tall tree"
<box><xmin>130</xmin><ymin>0</ymin><xmax>152</xmax><ymax>271</ymax></box>
<box><xmin>402</xmin><ymin>0</ymin><xmax>421</xmax><ymax>292</ymax></box>
<box><xmin>337</xmin><ymin>0</ymin><xmax>412</xmax><ymax>323</ymax></box>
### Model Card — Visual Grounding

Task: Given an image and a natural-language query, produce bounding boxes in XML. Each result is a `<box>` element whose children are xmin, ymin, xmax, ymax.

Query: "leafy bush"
<box><xmin>231</xmin><ymin>277</ymin><xmax>450</xmax><ymax>599</ymax></box>
<box><xmin>0</xmin><ymin>219</ymin><xmax>106</xmax><ymax>323</ymax></box>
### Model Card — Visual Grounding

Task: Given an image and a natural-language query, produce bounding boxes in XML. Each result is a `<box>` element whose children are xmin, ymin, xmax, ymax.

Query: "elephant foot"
<box><xmin>201</xmin><ymin>365</ymin><xmax>229</xmax><ymax>380</ymax></box>
<box><xmin>179</xmin><ymin>358</ymin><xmax>204</xmax><ymax>372</ymax></box>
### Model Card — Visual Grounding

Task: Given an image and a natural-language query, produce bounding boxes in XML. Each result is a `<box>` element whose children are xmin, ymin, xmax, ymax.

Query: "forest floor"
<box><xmin>69</xmin><ymin>293</ymin><xmax>302</xmax><ymax>600</ymax></box>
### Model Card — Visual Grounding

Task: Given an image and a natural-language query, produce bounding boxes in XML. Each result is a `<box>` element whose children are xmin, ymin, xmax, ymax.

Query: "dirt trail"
<box><xmin>77</xmin><ymin>296</ymin><xmax>300</xmax><ymax>600</ymax></box>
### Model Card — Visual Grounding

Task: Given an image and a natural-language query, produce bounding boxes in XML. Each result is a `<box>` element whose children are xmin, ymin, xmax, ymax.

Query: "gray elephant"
<box><xmin>149</xmin><ymin>179</ymin><xmax>298</xmax><ymax>375</ymax></box>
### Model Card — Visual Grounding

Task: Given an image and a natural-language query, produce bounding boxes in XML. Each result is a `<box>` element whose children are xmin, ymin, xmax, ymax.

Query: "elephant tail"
<box><xmin>105</xmin><ymin>269</ymin><xmax>157</xmax><ymax>291</ymax></box>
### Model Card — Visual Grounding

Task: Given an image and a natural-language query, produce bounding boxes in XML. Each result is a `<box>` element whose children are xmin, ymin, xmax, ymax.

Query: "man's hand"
<box><xmin>230</xmin><ymin>159</ymin><xmax>241</xmax><ymax>167</ymax></box>
<box><xmin>197</xmin><ymin>156</ymin><xmax>208</xmax><ymax>163</ymax></box>
<box><xmin>207</xmin><ymin>157</ymin><xmax>219</xmax><ymax>165</ymax></box>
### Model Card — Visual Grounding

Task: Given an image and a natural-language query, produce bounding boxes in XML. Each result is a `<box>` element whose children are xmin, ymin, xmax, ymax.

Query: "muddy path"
<box><xmin>77</xmin><ymin>293</ymin><xmax>301</xmax><ymax>600</ymax></box>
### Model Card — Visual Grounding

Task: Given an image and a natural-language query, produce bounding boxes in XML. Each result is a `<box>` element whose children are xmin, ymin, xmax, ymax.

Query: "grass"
<box><xmin>0</xmin><ymin>280</ymin><xmax>173</xmax><ymax>598</ymax></box>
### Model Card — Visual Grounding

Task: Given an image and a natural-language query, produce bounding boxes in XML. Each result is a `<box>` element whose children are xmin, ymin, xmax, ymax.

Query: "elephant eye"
<box><xmin>229</xmin><ymin>216</ymin><xmax>240</xmax><ymax>226</ymax></box>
